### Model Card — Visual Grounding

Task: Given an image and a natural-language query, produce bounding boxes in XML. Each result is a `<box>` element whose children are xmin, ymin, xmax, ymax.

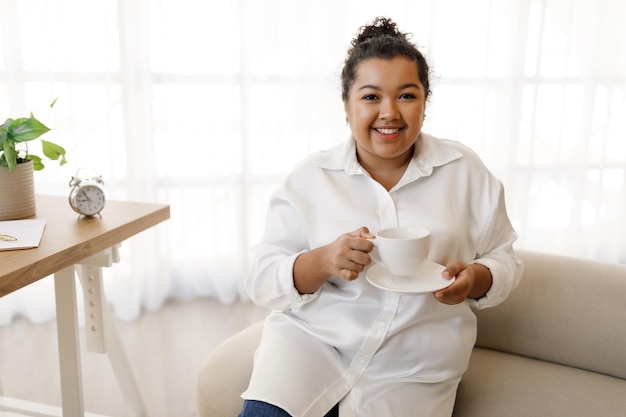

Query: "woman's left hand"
<box><xmin>434</xmin><ymin>261</ymin><xmax>492</xmax><ymax>305</ymax></box>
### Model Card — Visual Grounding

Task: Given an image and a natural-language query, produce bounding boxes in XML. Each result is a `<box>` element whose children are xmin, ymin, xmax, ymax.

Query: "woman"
<box><xmin>240</xmin><ymin>17</ymin><xmax>523</xmax><ymax>417</ymax></box>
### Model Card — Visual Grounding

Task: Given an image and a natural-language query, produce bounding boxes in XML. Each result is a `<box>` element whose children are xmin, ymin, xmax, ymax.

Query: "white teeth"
<box><xmin>378</xmin><ymin>128</ymin><xmax>399</xmax><ymax>134</ymax></box>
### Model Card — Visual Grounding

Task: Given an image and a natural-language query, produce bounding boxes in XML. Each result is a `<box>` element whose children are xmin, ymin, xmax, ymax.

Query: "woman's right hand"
<box><xmin>324</xmin><ymin>226</ymin><xmax>376</xmax><ymax>281</ymax></box>
<box><xmin>293</xmin><ymin>226</ymin><xmax>375</xmax><ymax>294</ymax></box>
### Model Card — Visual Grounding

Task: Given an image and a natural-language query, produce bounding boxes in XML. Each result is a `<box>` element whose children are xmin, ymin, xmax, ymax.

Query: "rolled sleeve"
<box><xmin>245</xmin><ymin>247</ymin><xmax>320</xmax><ymax>312</ymax></box>
<box><xmin>278</xmin><ymin>252</ymin><xmax>319</xmax><ymax>312</ymax></box>
<box><xmin>468</xmin><ymin>255</ymin><xmax>524</xmax><ymax>310</ymax></box>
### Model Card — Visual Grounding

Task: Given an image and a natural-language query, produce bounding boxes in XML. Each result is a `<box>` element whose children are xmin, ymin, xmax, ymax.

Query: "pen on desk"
<box><xmin>0</xmin><ymin>233</ymin><xmax>17</xmax><ymax>241</ymax></box>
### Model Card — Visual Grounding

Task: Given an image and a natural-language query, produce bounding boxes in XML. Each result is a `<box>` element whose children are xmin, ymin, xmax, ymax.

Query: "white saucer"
<box><xmin>366</xmin><ymin>262</ymin><xmax>455</xmax><ymax>294</ymax></box>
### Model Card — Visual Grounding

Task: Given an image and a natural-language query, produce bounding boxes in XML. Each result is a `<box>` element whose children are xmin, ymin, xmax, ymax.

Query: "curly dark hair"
<box><xmin>341</xmin><ymin>17</ymin><xmax>431</xmax><ymax>102</ymax></box>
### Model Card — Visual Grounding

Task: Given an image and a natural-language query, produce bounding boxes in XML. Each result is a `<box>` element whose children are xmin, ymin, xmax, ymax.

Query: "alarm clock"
<box><xmin>69</xmin><ymin>169</ymin><xmax>106</xmax><ymax>217</ymax></box>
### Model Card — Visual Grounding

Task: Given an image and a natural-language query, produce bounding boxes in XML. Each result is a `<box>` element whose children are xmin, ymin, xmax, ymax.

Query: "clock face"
<box><xmin>72</xmin><ymin>184</ymin><xmax>105</xmax><ymax>216</ymax></box>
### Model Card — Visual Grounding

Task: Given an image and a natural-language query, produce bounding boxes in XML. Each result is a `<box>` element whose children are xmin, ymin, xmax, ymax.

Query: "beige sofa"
<box><xmin>197</xmin><ymin>250</ymin><xmax>626</xmax><ymax>417</ymax></box>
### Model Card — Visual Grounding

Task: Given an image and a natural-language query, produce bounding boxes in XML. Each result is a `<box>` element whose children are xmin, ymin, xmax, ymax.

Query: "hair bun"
<box><xmin>352</xmin><ymin>17</ymin><xmax>406</xmax><ymax>47</ymax></box>
<box><xmin>341</xmin><ymin>16</ymin><xmax>430</xmax><ymax>102</ymax></box>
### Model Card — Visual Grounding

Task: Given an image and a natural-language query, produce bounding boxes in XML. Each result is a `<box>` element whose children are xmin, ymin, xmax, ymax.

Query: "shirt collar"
<box><xmin>317</xmin><ymin>133</ymin><xmax>463</xmax><ymax>178</ymax></box>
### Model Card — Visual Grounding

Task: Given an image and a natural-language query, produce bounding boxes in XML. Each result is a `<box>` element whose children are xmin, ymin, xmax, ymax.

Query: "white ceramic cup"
<box><xmin>369</xmin><ymin>226</ymin><xmax>430</xmax><ymax>276</ymax></box>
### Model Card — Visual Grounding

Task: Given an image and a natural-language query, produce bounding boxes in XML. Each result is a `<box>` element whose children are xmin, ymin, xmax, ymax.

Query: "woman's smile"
<box><xmin>374</xmin><ymin>126</ymin><xmax>404</xmax><ymax>140</ymax></box>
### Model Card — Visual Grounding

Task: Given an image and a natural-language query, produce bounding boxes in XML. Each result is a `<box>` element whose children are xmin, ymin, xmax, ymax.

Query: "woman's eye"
<box><xmin>400</xmin><ymin>93</ymin><xmax>416</xmax><ymax>99</ymax></box>
<box><xmin>362</xmin><ymin>94</ymin><xmax>378</xmax><ymax>101</ymax></box>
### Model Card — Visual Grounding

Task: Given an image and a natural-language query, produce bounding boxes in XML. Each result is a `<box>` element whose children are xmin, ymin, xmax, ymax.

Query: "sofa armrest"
<box><xmin>196</xmin><ymin>322</ymin><xmax>264</xmax><ymax>417</ymax></box>
<box><xmin>474</xmin><ymin>250</ymin><xmax>626</xmax><ymax>379</ymax></box>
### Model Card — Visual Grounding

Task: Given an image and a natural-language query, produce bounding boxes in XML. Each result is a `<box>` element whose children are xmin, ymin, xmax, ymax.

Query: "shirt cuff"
<box><xmin>279</xmin><ymin>251</ymin><xmax>319</xmax><ymax>312</ymax></box>
<box><xmin>467</xmin><ymin>258</ymin><xmax>508</xmax><ymax>310</ymax></box>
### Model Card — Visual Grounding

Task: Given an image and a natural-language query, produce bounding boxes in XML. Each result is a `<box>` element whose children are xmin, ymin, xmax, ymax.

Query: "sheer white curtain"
<box><xmin>1</xmin><ymin>0</ymin><xmax>624</xmax><ymax>325</ymax></box>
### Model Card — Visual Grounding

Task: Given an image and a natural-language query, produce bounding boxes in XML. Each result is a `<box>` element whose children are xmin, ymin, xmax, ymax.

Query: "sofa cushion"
<box><xmin>474</xmin><ymin>250</ymin><xmax>626</xmax><ymax>379</ymax></box>
<box><xmin>453</xmin><ymin>347</ymin><xmax>626</xmax><ymax>417</ymax></box>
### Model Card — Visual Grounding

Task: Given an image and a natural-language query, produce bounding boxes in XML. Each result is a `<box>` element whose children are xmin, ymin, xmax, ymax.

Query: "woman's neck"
<box><xmin>357</xmin><ymin>145</ymin><xmax>415</xmax><ymax>191</ymax></box>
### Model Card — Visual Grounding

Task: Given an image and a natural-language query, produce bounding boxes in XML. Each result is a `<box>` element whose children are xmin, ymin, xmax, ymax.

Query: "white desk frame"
<box><xmin>0</xmin><ymin>245</ymin><xmax>148</xmax><ymax>417</ymax></box>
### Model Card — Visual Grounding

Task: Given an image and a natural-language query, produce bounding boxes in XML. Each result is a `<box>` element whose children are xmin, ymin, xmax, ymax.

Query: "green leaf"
<box><xmin>1</xmin><ymin>118</ymin><xmax>13</xmax><ymax>131</ymax></box>
<box><xmin>9</xmin><ymin>115</ymin><xmax>51</xmax><ymax>142</ymax></box>
<box><xmin>29</xmin><ymin>154</ymin><xmax>44</xmax><ymax>170</ymax></box>
<box><xmin>3</xmin><ymin>140</ymin><xmax>18</xmax><ymax>171</ymax></box>
<box><xmin>0</xmin><ymin>127</ymin><xmax>6</xmax><ymax>147</ymax></box>
<box><xmin>41</xmin><ymin>140</ymin><xmax>67</xmax><ymax>165</ymax></box>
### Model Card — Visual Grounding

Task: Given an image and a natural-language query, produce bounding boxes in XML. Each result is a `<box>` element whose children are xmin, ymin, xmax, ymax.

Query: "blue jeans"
<box><xmin>239</xmin><ymin>400</ymin><xmax>339</xmax><ymax>417</ymax></box>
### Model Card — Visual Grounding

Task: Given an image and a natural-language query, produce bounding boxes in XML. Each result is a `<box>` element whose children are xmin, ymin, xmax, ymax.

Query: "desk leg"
<box><xmin>54</xmin><ymin>265</ymin><xmax>85</xmax><ymax>417</ymax></box>
<box><xmin>78</xmin><ymin>262</ymin><xmax>148</xmax><ymax>417</ymax></box>
<box><xmin>101</xmin><ymin>300</ymin><xmax>148</xmax><ymax>416</ymax></box>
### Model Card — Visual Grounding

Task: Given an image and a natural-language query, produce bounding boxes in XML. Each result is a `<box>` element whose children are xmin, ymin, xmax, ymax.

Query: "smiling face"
<box><xmin>344</xmin><ymin>57</ymin><xmax>426</xmax><ymax>171</ymax></box>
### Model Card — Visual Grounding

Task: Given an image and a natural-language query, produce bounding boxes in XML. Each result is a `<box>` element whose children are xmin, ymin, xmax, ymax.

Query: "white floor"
<box><xmin>0</xmin><ymin>298</ymin><xmax>268</xmax><ymax>417</ymax></box>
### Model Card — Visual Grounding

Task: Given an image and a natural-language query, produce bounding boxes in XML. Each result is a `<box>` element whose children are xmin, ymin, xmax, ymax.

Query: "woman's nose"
<box><xmin>379</xmin><ymin>98</ymin><xmax>399</xmax><ymax>120</ymax></box>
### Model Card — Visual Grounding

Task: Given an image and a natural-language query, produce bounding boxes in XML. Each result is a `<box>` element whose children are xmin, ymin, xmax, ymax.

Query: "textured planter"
<box><xmin>0</xmin><ymin>160</ymin><xmax>36</xmax><ymax>220</ymax></box>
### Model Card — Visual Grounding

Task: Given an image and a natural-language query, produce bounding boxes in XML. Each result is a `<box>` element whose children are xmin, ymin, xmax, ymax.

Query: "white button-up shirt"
<box><xmin>242</xmin><ymin>134</ymin><xmax>523</xmax><ymax>417</ymax></box>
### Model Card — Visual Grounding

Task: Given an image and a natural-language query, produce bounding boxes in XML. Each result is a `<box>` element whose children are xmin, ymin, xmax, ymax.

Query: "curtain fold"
<box><xmin>1</xmin><ymin>0</ymin><xmax>624</xmax><ymax>325</ymax></box>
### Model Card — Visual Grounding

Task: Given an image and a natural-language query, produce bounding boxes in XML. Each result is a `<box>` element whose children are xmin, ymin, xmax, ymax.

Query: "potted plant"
<box><xmin>0</xmin><ymin>99</ymin><xmax>67</xmax><ymax>220</ymax></box>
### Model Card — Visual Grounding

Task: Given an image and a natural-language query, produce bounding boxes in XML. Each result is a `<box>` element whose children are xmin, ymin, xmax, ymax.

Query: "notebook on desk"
<box><xmin>0</xmin><ymin>219</ymin><xmax>46</xmax><ymax>251</ymax></box>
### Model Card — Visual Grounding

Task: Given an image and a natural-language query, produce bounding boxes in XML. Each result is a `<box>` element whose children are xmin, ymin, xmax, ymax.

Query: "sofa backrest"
<box><xmin>474</xmin><ymin>250</ymin><xmax>626</xmax><ymax>380</ymax></box>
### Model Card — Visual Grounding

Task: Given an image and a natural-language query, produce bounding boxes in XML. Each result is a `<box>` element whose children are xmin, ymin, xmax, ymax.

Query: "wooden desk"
<box><xmin>0</xmin><ymin>195</ymin><xmax>170</xmax><ymax>416</ymax></box>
